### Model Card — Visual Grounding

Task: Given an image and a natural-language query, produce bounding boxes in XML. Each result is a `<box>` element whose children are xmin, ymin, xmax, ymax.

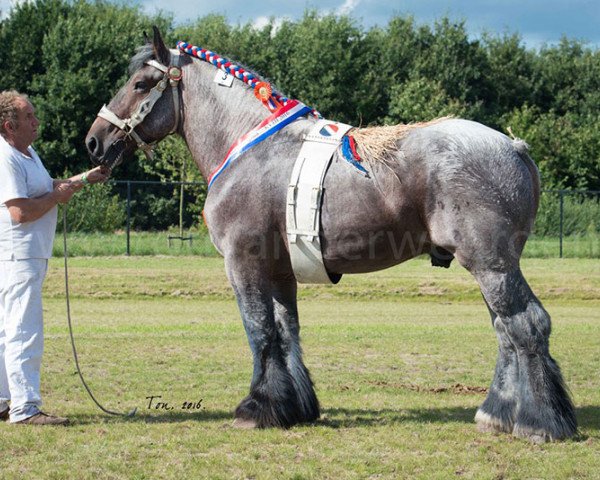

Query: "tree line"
<box><xmin>1</xmin><ymin>0</ymin><xmax>598</xmax><ymax>230</ymax></box>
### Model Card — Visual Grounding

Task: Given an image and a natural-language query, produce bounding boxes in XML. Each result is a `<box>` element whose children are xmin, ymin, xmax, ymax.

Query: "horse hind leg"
<box><xmin>473</xmin><ymin>268</ymin><xmax>577</xmax><ymax>442</ymax></box>
<box><xmin>474</xmin><ymin>299</ymin><xmax>518</xmax><ymax>434</ymax></box>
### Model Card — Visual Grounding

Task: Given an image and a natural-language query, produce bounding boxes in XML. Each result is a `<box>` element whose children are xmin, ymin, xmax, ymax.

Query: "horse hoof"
<box><xmin>232</xmin><ymin>418</ymin><xmax>258</xmax><ymax>429</ymax></box>
<box><xmin>513</xmin><ymin>425</ymin><xmax>552</xmax><ymax>444</ymax></box>
<box><xmin>475</xmin><ymin>410</ymin><xmax>512</xmax><ymax>434</ymax></box>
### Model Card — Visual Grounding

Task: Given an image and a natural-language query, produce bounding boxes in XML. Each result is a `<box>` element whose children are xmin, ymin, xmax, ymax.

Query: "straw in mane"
<box><xmin>349</xmin><ymin>117</ymin><xmax>451</xmax><ymax>162</ymax></box>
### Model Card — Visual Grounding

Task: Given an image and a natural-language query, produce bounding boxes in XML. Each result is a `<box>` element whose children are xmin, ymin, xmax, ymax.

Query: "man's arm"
<box><xmin>53</xmin><ymin>166</ymin><xmax>110</xmax><ymax>188</ymax></box>
<box><xmin>5</xmin><ymin>183</ymin><xmax>77</xmax><ymax>223</ymax></box>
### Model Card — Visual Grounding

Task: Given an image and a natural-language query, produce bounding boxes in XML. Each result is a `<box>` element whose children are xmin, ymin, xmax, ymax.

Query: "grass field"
<box><xmin>1</xmin><ymin>256</ymin><xmax>599</xmax><ymax>479</ymax></box>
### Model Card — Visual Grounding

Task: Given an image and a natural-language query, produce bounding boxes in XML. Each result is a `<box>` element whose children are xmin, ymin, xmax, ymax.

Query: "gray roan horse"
<box><xmin>85</xmin><ymin>27</ymin><xmax>576</xmax><ymax>442</ymax></box>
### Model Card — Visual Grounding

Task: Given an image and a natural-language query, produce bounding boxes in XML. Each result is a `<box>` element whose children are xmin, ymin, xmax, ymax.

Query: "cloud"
<box><xmin>251</xmin><ymin>15</ymin><xmax>288</xmax><ymax>35</ymax></box>
<box><xmin>336</xmin><ymin>0</ymin><xmax>361</xmax><ymax>16</ymax></box>
<box><xmin>0</xmin><ymin>0</ymin><xmax>25</xmax><ymax>19</ymax></box>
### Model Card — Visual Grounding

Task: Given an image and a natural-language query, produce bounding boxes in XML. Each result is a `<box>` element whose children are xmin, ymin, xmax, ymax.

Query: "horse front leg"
<box><xmin>226</xmin><ymin>260</ymin><xmax>308</xmax><ymax>428</ymax></box>
<box><xmin>272</xmin><ymin>275</ymin><xmax>319</xmax><ymax>423</ymax></box>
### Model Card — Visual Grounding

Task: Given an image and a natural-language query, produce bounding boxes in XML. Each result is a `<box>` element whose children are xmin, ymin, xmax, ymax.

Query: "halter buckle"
<box><xmin>122</xmin><ymin>122</ymin><xmax>134</xmax><ymax>134</ymax></box>
<box><xmin>156</xmin><ymin>79</ymin><xmax>168</xmax><ymax>92</ymax></box>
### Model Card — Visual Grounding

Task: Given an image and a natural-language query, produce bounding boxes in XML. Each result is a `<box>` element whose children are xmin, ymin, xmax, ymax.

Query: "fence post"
<box><xmin>126</xmin><ymin>181</ymin><xmax>131</xmax><ymax>256</ymax></box>
<box><xmin>559</xmin><ymin>190</ymin><xmax>564</xmax><ymax>258</ymax></box>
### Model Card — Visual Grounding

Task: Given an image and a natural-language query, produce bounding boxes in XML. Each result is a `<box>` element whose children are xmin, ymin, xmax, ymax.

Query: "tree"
<box><xmin>409</xmin><ymin>17</ymin><xmax>491</xmax><ymax>121</ymax></box>
<box><xmin>0</xmin><ymin>0</ymin><xmax>70</xmax><ymax>93</ymax></box>
<box><xmin>2</xmin><ymin>2</ymin><xmax>599</xmax><ymax>225</ymax></box>
<box><xmin>30</xmin><ymin>0</ymin><xmax>171</xmax><ymax>178</ymax></box>
<box><xmin>505</xmin><ymin>106</ymin><xmax>600</xmax><ymax>190</ymax></box>
<box><xmin>269</xmin><ymin>11</ymin><xmax>372</xmax><ymax>124</ymax></box>
<box><xmin>482</xmin><ymin>33</ymin><xmax>535</xmax><ymax>126</ymax></box>
<box><xmin>533</xmin><ymin>38</ymin><xmax>599</xmax><ymax>115</ymax></box>
<box><xmin>386</xmin><ymin>76</ymin><xmax>468</xmax><ymax>124</ymax></box>
<box><xmin>146</xmin><ymin>136</ymin><xmax>207</xmax><ymax>231</ymax></box>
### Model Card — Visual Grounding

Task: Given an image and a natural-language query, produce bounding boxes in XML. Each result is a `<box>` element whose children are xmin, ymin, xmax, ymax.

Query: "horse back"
<box><xmin>319</xmin><ymin>118</ymin><xmax>539</xmax><ymax>274</ymax></box>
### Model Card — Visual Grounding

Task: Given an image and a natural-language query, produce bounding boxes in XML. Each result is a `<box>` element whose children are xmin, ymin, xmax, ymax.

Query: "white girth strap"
<box><xmin>286</xmin><ymin>120</ymin><xmax>352</xmax><ymax>284</ymax></box>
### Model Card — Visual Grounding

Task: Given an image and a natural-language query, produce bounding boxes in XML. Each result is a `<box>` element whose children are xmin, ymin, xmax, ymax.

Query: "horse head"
<box><xmin>85</xmin><ymin>26</ymin><xmax>184</xmax><ymax>169</ymax></box>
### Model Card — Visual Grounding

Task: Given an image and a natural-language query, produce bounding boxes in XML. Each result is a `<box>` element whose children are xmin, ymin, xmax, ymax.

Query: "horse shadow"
<box><xmin>69</xmin><ymin>405</ymin><xmax>600</xmax><ymax>437</ymax></box>
<box><xmin>318</xmin><ymin>405</ymin><xmax>600</xmax><ymax>440</ymax></box>
<box><xmin>70</xmin><ymin>409</ymin><xmax>234</xmax><ymax>425</ymax></box>
<box><xmin>574</xmin><ymin>405</ymin><xmax>600</xmax><ymax>432</ymax></box>
<box><xmin>318</xmin><ymin>406</ymin><xmax>476</xmax><ymax>428</ymax></box>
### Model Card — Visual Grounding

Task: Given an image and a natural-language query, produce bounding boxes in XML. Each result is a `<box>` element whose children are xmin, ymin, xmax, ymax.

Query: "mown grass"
<box><xmin>1</xmin><ymin>257</ymin><xmax>599</xmax><ymax>479</ymax></box>
<box><xmin>52</xmin><ymin>229</ymin><xmax>219</xmax><ymax>257</ymax></box>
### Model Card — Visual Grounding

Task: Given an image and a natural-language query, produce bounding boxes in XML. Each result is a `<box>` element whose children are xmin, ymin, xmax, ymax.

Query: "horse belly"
<box><xmin>320</xmin><ymin>205</ymin><xmax>429</xmax><ymax>274</ymax></box>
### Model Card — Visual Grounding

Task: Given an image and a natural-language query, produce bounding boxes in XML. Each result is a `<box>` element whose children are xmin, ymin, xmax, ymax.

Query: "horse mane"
<box><xmin>129</xmin><ymin>40</ymin><xmax>447</xmax><ymax>164</ymax></box>
<box><xmin>133</xmin><ymin>41</ymin><xmax>284</xmax><ymax>102</ymax></box>
<box><xmin>350</xmin><ymin>117</ymin><xmax>451</xmax><ymax>162</ymax></box>
<box><xmin>128</xmin><ymin>44</ymin><xmax>155</xmax><ymax>74</ymax></box>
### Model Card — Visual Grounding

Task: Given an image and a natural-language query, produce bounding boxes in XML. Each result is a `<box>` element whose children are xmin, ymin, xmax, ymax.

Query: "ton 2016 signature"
<box><xmin>145</xmin><ymin>395</ymin><xmax>203</xmax><ymax>411</ymax></box>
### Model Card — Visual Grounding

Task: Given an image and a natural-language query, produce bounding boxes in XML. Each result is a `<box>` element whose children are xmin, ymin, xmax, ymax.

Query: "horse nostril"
<box><xmin>87</xmin><ymin>136</ymin><xmax>99</xmax><ymax>155</ymax></box>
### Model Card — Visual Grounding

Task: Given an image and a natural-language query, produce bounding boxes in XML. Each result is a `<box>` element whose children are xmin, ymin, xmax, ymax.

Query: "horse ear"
<box><xmin>152</xmin><ymin>25</ymin><xmax>171</xmax><ymax>66</ymax></box>
<box><xmin>143</xmin><ymin>31</ymin><xmax>150</xmax><ymax>45</ymax></box>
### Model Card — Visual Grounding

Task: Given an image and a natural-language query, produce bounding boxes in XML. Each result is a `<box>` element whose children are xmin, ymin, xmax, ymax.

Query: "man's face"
<box><xmin>12</xmin><ymin>97</ymin><xmax>40</xmax><ymax>147</ymax></box>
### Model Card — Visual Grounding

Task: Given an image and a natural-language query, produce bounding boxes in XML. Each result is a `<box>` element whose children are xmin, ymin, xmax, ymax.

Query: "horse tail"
<box><xmin>512</xmin><ymin>138</ymin><xmax>541</xmax><ymax>221</ymax></box>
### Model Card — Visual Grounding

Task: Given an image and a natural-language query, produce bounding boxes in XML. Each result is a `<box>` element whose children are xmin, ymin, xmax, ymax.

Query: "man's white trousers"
<box><xmin>0</xmin><ymin>258</ymin><xmax>47</xmax><ymax>422</ymax></box>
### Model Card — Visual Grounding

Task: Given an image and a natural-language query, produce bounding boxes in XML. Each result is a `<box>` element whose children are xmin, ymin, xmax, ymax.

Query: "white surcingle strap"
<box><xmin>286</xmin><ymin>119</ymin><xmax>353</xmax><ymax>284</ymax></box>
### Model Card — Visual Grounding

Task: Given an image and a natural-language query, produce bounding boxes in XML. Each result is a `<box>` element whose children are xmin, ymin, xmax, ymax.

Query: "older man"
<box><xmin>0</xmin><ymin>90</ymin><xmax>110</xmax><ymax>425</ymax></box>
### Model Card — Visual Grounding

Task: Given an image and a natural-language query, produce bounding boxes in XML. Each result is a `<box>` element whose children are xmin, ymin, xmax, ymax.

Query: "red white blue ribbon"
<box><xmin>208</xmin><ymin>99</ymin><xmax>312</xmax><ymax>189</ymax></box>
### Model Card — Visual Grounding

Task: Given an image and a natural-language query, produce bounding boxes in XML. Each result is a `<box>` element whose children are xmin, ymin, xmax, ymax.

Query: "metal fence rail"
<box><xmin>105</xmin><ymin>181</ymin><xmax>599</xmax><ymax>258</ymax></box>
<box><xmin>113</xmin><ymin>180</ymin><xmax>206</xmax><ymax>256</ymax></box>
<box><xmin>543</xmin><ymin>189</ymin><xmax>600</xmax><ymax>258</ymax></box>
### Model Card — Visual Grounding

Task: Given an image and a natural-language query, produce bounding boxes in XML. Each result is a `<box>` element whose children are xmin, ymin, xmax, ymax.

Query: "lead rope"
<box><xmin>62</xmin><ymin>207</ymin><xmax>137</xmax><ymax>417</ymax></box>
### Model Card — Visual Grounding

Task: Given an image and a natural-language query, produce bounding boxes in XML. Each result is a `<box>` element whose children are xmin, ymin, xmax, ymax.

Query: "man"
<box><xmin>0</xmin><ymin>90</ymin><xmax>110</xmax><ymax>425</ymax></box>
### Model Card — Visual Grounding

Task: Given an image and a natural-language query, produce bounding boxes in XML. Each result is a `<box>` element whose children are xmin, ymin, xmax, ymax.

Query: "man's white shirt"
<box><xmin>0</xmin><ymin>135</ymin><xmax>56</xmax><ymax>260</ymax></box>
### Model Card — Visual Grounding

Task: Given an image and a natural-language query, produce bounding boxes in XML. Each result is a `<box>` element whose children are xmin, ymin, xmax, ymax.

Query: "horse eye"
<box><xmin>134</xmin><ymin>81</ymin><xmax>148</xmax><ymax>91</ymax></box>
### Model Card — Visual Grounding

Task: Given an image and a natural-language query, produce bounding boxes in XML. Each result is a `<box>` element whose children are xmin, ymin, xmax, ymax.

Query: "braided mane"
<box><xmin>177</xmin><ymin>41</ymin><xmax>292</xmax><ymax>107</ymax></box>
<box><xmin>147</xmin><ymin>40</ymin><xmax>448</xmax><ymax>163</ymax></box>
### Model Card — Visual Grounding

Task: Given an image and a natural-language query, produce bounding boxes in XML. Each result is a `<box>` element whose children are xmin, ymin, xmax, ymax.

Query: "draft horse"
<box><xmin>85</xmin><ymin>27</ymin><xmax>577</xmax><ymax>442</ymax></box>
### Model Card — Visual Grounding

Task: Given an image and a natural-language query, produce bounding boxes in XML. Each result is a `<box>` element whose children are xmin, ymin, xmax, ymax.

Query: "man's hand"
<box><xmin>53</xmin><ymin>182</ymin><xmax>78</xmax><ymax>204</ymax></box>
<box><xmin>8</xmin><ymin>166</ymin><xmax>112</xmax><ymax>224</ymax></box>
<box><xmin>83</xmin><ymin>166</ymin><xmax>111</xmax><ymax>184</ymax></box>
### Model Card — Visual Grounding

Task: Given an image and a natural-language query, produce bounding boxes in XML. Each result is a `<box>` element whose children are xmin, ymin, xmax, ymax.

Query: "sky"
<box><xmin>1</xmin><ymin>0</ymin><xmax>599</xmax><ymax>49</ymax></box>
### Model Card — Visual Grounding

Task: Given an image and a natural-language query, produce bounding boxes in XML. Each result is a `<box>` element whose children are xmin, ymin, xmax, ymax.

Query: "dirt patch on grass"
<box><xmin>368</xmin><ymin>380</ymin><xmax>488</xmax><ymax>395</ymax></box>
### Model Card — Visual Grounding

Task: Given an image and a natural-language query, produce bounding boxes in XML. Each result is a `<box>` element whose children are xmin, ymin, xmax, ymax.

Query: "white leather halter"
<box><xmin>97</xmin><ymin>53</ymin><xmax>182</xmax><ymax>161</ymax></box>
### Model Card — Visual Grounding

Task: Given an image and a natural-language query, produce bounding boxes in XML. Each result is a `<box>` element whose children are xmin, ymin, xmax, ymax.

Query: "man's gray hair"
<box><xmin>0</xmin><ymin>90</ymin><xmax>28</xmax><ymax>137</ymax></box>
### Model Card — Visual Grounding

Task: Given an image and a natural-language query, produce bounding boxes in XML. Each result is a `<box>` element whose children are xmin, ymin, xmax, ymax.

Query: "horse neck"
<box><xmin>179</xmin><ymin>61</ymin><xmax>266</xmax><ymax>181</ymax></box>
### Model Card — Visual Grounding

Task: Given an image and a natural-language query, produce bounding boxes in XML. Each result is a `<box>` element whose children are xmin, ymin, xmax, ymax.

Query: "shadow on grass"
<box><xmin>67</xmin><ymin>405</ymin><xmax>600</xmax><ymax>435</ymax></box>
<box><xmin>319</xmin><ymin>405</ymin><xmax>600</xmax><ymax>438</ymax></box>
<box><xmin>70</xmin><ymin>409</ymin><xmax>234</xmax><ymax>425</ymax></box>
<box><xmin>319</xmin><ymin>406</ymin><xmax>476</xmax><ymax>428</ymax></box>
<box><xmin>576</xmin><ymin>405</ymin><xmax>600</xmax><ymax>431</ymax></box>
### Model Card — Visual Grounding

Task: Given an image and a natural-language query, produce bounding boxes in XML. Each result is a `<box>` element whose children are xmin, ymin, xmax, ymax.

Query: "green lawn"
<box><xmin>1</xmin><ymin>257</ymin><xmax>599</xmax><ymax>479</ymax></box>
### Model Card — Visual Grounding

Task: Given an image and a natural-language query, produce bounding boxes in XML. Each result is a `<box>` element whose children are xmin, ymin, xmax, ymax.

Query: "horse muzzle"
<box><xmin>86</xmin><ymin>132</ymin><xmax>127</xmax><ymax>170</ymax></box>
